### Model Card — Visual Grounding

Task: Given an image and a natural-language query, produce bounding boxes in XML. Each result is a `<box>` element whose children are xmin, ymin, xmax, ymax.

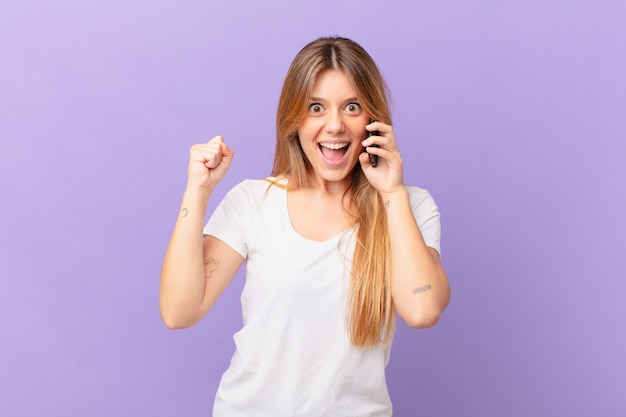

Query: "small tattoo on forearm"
<box><xmin>204</xmin><ymin>258</ymin><xmax>220</xmax><ymax>278</ymax></box>
<box><xmin>181</xmin><ymin>208</ymin><xmax>189</xmax><ymax>217</ymax></box>
<box><xmin>411</xmin><ymin>284</ymin><xmax>432</xmax><ymax>295</ymax></box>
<box><xmin>385</xmin><ymin>200</ymin><xmax>390</xmax><ymax>208</ymax></box>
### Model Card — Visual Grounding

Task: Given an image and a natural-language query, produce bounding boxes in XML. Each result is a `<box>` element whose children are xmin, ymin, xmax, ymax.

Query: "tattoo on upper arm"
<box><xmin>411</xmin><ymin>284</ymin><xmax>432</xmax><ymax>295</ymax></box>
<box><xmin>385</xmin><ymin>200</ymin><xmax>390</xmax><ymax>208</ymax></box>
<box><xmin>204</xmin><ymin>258</ymin><xmax>220</xmax><ymax>279</ymax></box>
<box><xmin>181</xmin><ymin>208</ymin><xmax>189</xmax><ymax>217</ymax></box>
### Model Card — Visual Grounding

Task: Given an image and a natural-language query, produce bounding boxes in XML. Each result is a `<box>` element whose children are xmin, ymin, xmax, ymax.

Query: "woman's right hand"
<box><xmin>187</xmin><ymin>135</ymin><xmax>235</xmax><ymax>190</ymax></box>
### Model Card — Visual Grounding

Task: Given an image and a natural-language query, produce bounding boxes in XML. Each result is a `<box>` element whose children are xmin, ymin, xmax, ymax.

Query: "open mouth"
<box><xmin>318</xmin><ymin>142</ymin><xmax>350</xmax><ymax>163</ymax></box>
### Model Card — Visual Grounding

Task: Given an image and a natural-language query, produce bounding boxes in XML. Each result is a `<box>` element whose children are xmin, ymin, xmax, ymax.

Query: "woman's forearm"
<box><xmin>383</xmin><ymin>188</ymin><xmax>450</xmax><ymax>328</ymax></box>
<box><xmin>159</xmin><ymin>186</ymin><xmax>212</xmax><ymax>328</ymax></box>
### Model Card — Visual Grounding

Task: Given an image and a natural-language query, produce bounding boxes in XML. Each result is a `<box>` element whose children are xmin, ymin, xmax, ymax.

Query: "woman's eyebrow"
<box><xmin>309</xmin><ymin>96</ymin><xmax>359</xmax><ymax>102</ymax></box>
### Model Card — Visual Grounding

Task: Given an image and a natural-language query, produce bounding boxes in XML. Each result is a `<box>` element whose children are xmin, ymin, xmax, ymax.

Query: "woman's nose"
<box><xmin>325</xmin><ymin>111</ymin><xmax>345</xmax><ymax>134</ymax></box>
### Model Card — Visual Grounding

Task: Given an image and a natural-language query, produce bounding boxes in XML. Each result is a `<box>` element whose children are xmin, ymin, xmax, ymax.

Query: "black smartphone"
<box><xmin>366</xmin><ymin>118</ymin><xmax>380</xmax><ymax>167</ymax></box>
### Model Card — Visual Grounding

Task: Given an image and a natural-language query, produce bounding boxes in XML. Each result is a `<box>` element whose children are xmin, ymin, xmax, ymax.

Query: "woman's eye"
<box><xmin>346</xmin><ymin>103</ymin><xmax>361</xmax><ymax>113</ymax></box>
<box><xmin>309</xmin><ymin>103</ymin><xmax>323</xmax><ymax>113</ymax></box>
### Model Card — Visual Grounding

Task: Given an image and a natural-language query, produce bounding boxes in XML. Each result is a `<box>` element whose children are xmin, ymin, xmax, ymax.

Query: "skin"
<box><xmin>159</xmin><ymin>69</ymin><xmax>450</xmax><ymax>330</ymax></box>
<box><xmin>159</xmin><ymin>137</ymin><xmax>244</xmax><ymax>328</ymax></box>
<box><xmin>288</xmin><ymin>69</ymin><xmax>369</xmax><ymax>241</ymax></box>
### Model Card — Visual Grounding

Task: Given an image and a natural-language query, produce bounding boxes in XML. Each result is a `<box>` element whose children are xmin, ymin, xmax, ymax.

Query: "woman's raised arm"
<box><xmin>159</xmin><ymin>136</ymin><xmax>243</xmax><ymax>329</ymax></box>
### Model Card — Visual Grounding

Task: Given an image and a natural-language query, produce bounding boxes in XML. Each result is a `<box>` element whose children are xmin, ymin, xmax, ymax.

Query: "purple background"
<box><xmin>2</xmin><ymin>1</ymin><xmax>625</xmax><ymax>416</ymax></box>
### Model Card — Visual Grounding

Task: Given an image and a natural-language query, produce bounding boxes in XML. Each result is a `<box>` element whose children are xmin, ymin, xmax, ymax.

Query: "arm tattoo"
<box><xmin>204</xmin><ymin>258</ymin><xmax>220</xmax><ymax>279</ymax></box>
<box><xmin>385</xmin><ymin>200</ymin><xmax>390</xmax><ymax>208</ymax></box>
<box><xmin>411</xmin><ymin>284</ymin><xmax>432</xmax><ymax>295</ymax></box>
<box><xmin>181</xmin><ymin>208</ymin><xmax>189</xmax><ymax>217</ymax></box>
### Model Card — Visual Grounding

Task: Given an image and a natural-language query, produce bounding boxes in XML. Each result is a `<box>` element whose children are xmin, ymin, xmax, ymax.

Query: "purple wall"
<box><xmin>2</xmin><ymin>1</ymin><xmax>624</xmax><ymax>416</ymax></box>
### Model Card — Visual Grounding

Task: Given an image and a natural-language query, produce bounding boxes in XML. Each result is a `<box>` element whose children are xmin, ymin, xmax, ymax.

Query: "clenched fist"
<box><xmin>187</xmin><ymin>135</ymin><xmax>234</xmax><ymax>191</ymax></box>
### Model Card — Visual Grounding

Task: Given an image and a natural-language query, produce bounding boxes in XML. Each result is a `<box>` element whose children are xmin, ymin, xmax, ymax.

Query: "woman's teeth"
<box><xmin>319</xmin><ymin>142</ymin><xmax>349</xmax><ymax>150</ymax></box>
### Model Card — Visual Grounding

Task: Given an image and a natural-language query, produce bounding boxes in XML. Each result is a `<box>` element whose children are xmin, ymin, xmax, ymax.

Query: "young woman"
<box><xmin>160</xmin><ymin>36</ymin><xmax>450</xmax><ymax>416</ymax></box>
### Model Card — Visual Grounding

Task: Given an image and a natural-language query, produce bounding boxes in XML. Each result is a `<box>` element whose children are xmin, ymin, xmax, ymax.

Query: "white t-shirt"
<box><xmin>204</xmin><ymin>179</ymin><xmax>441</xmax><ymax>417</ymax></box>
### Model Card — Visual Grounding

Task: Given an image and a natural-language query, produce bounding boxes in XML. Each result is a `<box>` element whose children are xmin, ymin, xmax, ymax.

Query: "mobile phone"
<box><xmin>366</xmin><ymin>118</ymin><xmax>380</xmax><ymax>167</ymax></box>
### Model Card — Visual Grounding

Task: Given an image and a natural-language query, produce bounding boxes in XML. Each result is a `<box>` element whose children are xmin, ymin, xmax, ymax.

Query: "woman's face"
<box><xmin>297</xmin><ymin>69</ymin><xmax>369</xmax><ymax>189</ymax></box>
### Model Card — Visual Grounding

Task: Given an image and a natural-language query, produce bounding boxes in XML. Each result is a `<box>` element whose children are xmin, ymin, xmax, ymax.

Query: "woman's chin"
<box><xmin>311</xmin><ymin>161</ymin><xmax>359</xmax><ymax>185</ymax></box>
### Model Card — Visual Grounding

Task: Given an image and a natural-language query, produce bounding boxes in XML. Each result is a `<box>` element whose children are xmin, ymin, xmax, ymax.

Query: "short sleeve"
<box><xmin>203</xmin><ymin>180</ymin><xmax>253</xmax><ymax>259</ymax></box>
<box><xmin>407</xmin><ymin>186</ymin><xmax>441</xmax><ymax>256</ymax></box>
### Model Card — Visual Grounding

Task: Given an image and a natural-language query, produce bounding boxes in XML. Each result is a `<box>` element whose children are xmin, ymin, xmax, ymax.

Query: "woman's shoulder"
<box><xmin>405</xmin><ymin>185</ymin><xmax>439</xmax><ymax>212</ymax></box>
<box><xmin>222</xmin><ymin>177</ymin><xmax>286</xmax><ymax>203</ymax></box>
<box><xmin>230</xmin><ymin>177</ymin><xmax>286</xmax><ymax>193</ymax></box>
<box><xmin>405</xmin><ymin>185</ymin><xmax>434</xmax><ymax>200</ymax></box>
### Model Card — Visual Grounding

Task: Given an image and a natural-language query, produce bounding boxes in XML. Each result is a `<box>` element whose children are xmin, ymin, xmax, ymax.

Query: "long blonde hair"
<box><xmin>272</xmin><ymin>37</ymin><xmax>394</xmax><ymax>348</ymax></box>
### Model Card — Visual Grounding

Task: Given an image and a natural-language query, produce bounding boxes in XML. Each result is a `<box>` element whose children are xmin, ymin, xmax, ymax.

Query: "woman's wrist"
<box><xmin>379</xmin><ymin>186</ymin><xmax>408</xmax><ymax>206</ymax></box>
<box><xmin>180</xmin><ymin>185</ymin><xmax>213</xmax><ymax>216</ymax></box>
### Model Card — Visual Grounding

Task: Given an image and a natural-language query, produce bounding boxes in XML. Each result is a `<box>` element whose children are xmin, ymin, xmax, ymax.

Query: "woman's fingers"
<box><xmin>187</xmin><ymin>135</ymin><xmax>234</xmax><ymax>189</ymax></box>
<box><xmin>360</xmin><ymin>122</ymin><xmax>404</xmax><ymax>193</ymax></box>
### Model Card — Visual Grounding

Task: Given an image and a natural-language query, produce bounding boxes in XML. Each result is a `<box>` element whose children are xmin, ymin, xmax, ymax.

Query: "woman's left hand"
<box><xmin>359</xmin><ymin>121</ymin><xmax>405</xmax><ymax>195</ymax></box>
